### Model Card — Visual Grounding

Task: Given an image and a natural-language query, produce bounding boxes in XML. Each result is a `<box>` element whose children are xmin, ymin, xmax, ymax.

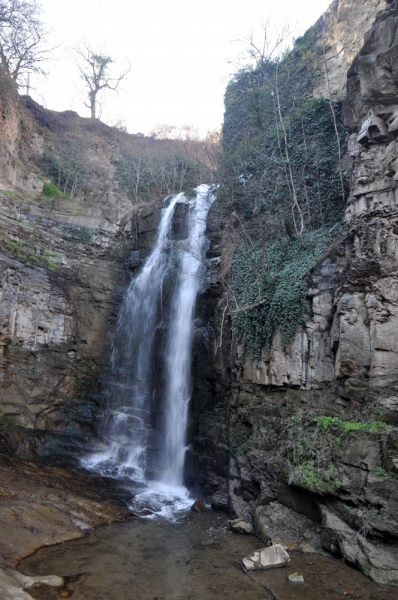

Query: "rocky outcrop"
<box><xmin>0</xmin><ymin>90</ymin><xmax>163</xmax><ymax>454</ymax></box>
<box><xmin>192</xmin><ymin>0</ymin><xmax>398</xmax><ymax>585</ymax></box>
<box><xmin>0</xmin><ymin>454</ymin><xmax>129</xmax><ymax>599</ymax></box>
<box><xmin>314</xmin><ymin>0</ymin><xmax>386</xmax><ymax>99</ymax></box>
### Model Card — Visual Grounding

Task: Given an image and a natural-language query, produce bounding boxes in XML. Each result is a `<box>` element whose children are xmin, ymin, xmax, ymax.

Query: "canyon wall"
<box><xmin>0</xmin><ymin>92</ymin><xmax>162</xmax><ymax>455</ymax></box>
<box><xmin>191</xmin><ymin>0</ymin><xmax>398</xmax><ymax>585</ymax></box>
<box><xmin>314</xmin><ymin>0</ymin><xmax>387</xmax><ymax>99</ymax></box>
<box><xmin>0</xmin><ymin>0</ymin><xmax>398</xmax><ymax>587</ymax></box>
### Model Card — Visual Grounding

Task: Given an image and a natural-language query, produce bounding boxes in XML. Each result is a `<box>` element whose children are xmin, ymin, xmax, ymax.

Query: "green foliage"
<box><xmin>296</xmin><ymin>460</ymin><xmax>337</xmax><ymax>494</ymax></box>
<box><xmin>316</xmin><ymin>416</ymin><xmax>387</xmax><ymax>434</ymax></box>
<box><xmin>41</xmin><ymin>182</ymin><xmax>68</xmax><ymax>200</ymax></box>
<box><xmin>374</xmin><ymin>467</ymin><xmax>388</xmax><ymax>477</ymax></box>
<box><xmin>38</xmin><ymin>136</ymin><xmax>87</xmax><ymax>199</ymax></box>
<box><xmin>67</xmin><ymin>226</ymin><xmax>93</xmax><ymax>244</ymax></box>
<box><xmin>1</xmin><ymin>189</ymin><xmax>19</xmax><ymax>200</ymax></box>
<box><xmin>268</xmin><ymin>411</ymin><xmax>341</xmax><ymax>494</ymax></box>
<box><xmin>0</xmin><ymin>236</ymin><xmax>60</xmax><ymax>270</ymax></box>
<box><xmin>43</xmin><ymin>257</ymin><xmax>59</xmax><ymax>270</ymax></box>
<box><xmin>219</xmin><ymin>24</ymin><xmax>348</xmax><ymax>356</ymax></box>
<box><xmin>220</xmin><ymin>25</ymin><xmax>347</xmax><ymax>227</ymax></box>
<box><xmin>231</xmin><ymin>225</ymin><xmax>340</xmax><ymax>356</ymax></box>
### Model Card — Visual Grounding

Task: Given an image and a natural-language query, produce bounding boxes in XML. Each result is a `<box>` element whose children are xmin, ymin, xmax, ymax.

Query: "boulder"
<box><xmin>253</xmin><ymin>501</ymin><xmax>321</xmax><ymax>552</ymax></box>
<box><xmin>242</xmin><ymin>544</ymin><xmax>290</xmax><ymax>571</ymax></box>
<box><xmin>211</xmin><ymin>490</ymin><xmax>228</xmax><ymax>511</ymax></box>
<box><xmin>191</xmin><ymin>499</ymin><xmax>206</xmax><ymax>513</ymax></box>
<box><xmin>228</xmin><ymin>518</ymin><xmax>253</xmax><ymax>535</ymax></box>
<box><xmin>321</xmin><ymin>507</ymin><xmax>398</xmax><ymax>585</ymax></box>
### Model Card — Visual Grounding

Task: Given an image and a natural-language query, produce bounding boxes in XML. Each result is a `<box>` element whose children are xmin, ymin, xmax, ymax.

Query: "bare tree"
<box><xmin>72</xmin><ymin>41</ymin><xmax>130</xmax><ymax>119</ymax></box>
<box><xmin>0</xmin><ymin>0</ymin><xmax>50</xmax><ymax>83</ymax></box>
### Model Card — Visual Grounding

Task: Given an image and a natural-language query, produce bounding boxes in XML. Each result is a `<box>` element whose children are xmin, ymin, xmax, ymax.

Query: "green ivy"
<box><xmin>219</xmin><ymin>22</ymin><xmax>348</xmax><ymax>357</ymax></box>
<box><xmin>231</xmin><ymin>226</ymin><xmax>341</xmax><ymax>357</ymax></box>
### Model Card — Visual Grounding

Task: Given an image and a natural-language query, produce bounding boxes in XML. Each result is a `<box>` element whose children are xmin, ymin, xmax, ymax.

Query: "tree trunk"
<box><xmin>90</xmin><ymin>92</ymin><xmax>96</xmax><ymax>119</ymax></box>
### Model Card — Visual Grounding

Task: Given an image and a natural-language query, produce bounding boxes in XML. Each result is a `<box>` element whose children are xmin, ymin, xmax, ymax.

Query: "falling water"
<box><xmin>163</xmin><ymin>185</ymin><xmax>214</xmax><ymax>486</ymax></box>
<box><xmin>85</xmin><ymin>185</ymin><xmax>214</xmax><ymax>513</ymax></box>
<box><xmin>85</xmin><ymin>192</ymin><xmax>182</xmax><ymax>480</ymax></box>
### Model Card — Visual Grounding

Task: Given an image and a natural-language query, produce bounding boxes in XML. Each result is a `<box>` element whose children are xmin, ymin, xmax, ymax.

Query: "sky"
<box><xmin>32</xmin><ymin>0</ymin><xmax>332</xmax><ymax>136</ymax></box>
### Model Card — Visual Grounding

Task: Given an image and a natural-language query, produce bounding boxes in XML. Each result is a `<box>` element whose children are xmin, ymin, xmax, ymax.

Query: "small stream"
<box><xmin>20</xmin><ymin>511</ymin><xmax>398</xmax><ymax>600</ymax></box>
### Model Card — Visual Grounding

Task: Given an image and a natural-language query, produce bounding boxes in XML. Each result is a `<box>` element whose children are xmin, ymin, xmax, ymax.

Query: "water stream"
<box><xmin>83</xmin><ymin>184</ymin><xmax>214</xmax><ymax>515</ymax></box>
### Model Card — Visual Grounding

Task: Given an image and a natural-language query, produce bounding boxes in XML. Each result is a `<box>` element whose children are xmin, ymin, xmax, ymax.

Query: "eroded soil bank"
<box><xmin>20</xmin><ymin>511</ymin><xmax>398</xmax><ymax>600</ymax></box>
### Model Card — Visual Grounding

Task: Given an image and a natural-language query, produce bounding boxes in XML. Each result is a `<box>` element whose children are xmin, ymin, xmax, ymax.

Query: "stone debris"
<box><xmin>288</xmin><ymin>572</ymin><xmax>304</xmax><ymax>582</ymax></box>
<box><xmin>191</xmin><ymin>499</ymin><xmax>206</xmax><ymax>513</ymax></box>
<box><xmin>228</xmin><ymin>518</ymin><xmax>253</xmax><ymax>535</ymax></box>
<box><xmin>211</xmin><ymin>490</ymin><xmax>228</xmax><ymax>511</ymax></box>
<box><xmin>242</xmin><ymin>544</ymin><xmax>290</xmax><ymax>571</ymax></box>
<box><xmin>253</xmin><ymin>501</ymin><xmax>321</xmax><ymax>553</ymax></box>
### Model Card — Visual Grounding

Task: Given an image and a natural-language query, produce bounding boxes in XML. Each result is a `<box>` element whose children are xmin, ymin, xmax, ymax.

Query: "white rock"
<box><xmin>11</xmin><ymin>571</ymin><xmax>64</xmax><ymax>589</ymax></box>
<box><xmin>242</xmin><ymin>544</ymin><xmax>290</xmax><ymax>571</ymax></box>
<box><xmin>288</xmin><ymin>572</ymin><xmax>304</xmax><ymax>582</ymax></box>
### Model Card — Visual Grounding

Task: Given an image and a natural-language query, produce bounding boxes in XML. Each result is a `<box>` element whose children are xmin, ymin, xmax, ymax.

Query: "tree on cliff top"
<box><xmin>72</xmin><ymin>41</ymin><xmax>130</xmax><ymax>120</ymax></box>
<box><xmin>0</xmin><ymin>0</ymin><xmax>50</xmax><ymax>84</ymax></box>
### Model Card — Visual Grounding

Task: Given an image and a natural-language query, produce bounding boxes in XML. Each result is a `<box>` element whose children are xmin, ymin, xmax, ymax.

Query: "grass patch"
<box><xmin>0</xmin><ymin>237</ymin><xmax>61</xmax><ymax>270</ymax></box>
<box><xmin>374</xmin><ymin>467</ymin><xmax>388</xmax><ymax>477</ymax></box>
<box><xmin>316</xmin><ymin>416</ymin><xmax>387</xmax><ymax>434</ymax></box>
<box><xmin>1</xmin><ymin>189</ymin><xmax>19</xmax><ymax>200</ymax></box>
<box><xmin>41</xmin><ymin>183</ymin><xmax>69</xmax><ymax>200</ymax></box>
<box><xmin>296</xmin><ymin>460</ymin><xmax>338</xmax><ymax>494</ymax></box>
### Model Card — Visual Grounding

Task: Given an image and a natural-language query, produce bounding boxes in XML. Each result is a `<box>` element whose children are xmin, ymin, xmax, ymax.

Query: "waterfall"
<box><xmin>163</xmin><ymin>185</ymin><xmax>214</xmax><ymax>486</ymax></box>
<box><xmin>84</xmin><ymin>185</ymin><xmax>214</xmax><ymax>511</ymax></box>
<box><xmin>85</xmin><ymin>192</ymin><xmax>182</xmax><ymax>480</ymax></box>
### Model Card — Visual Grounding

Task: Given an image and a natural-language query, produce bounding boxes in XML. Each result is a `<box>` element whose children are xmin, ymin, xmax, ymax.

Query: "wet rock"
<box><xmin>254</xmin><ymin>502</ymin><xmax>321</xmax><ymax>553</ymax></box>
<box><xmin>0</xmin><ymin>454</ymin><xmax>129</xmax><ymax>568</ymax></box>
<box><xmin>321</xmin><ymin>506</ymin><xmax>398</xmax><ymax>585</ymax></box>
<box><xmin>191</xmin><ymin>499</ymin><xmax>206</xmax><ymax>513</ymax></box>
<box><xmin>11</xmin><ymin>570</ymin><xmax>64</xmax><ymax>589</ymax></box>
<box><xmin>228</xmin><ymin>519</ymin><xmax>253</xmax><ymax>535</ymax></box>
<box><xmin>0</xmin><ymin>566</ymin><xmax>64</xmax><ymax>600</ymax></box>
<box><xmin>242</xmin><ymin>544</ymin><xmax>290</xmax><ymax>571</ymax></box>
<box><xmin>211</xmin><ymin>490</ymin><xmax>228</xmax><ymax>511</ymax></box>
<box><xmin>288</xmin><ymin>573</ymin><xmax>304</xmax><ymax>583</ymax></box>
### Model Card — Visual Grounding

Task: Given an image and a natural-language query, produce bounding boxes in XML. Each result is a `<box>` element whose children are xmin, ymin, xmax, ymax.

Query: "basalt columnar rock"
<box><xmin>191</xmin><ymin>0</ymin><xmax>398</xmax><ymax>586</ymax></box>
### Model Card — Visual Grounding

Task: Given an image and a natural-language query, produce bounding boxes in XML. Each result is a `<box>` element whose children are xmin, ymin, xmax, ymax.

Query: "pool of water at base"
<box><xmin>20</xmin><ymin>511</ymin><xmax>398</xmax><ymax>600</ymax></box>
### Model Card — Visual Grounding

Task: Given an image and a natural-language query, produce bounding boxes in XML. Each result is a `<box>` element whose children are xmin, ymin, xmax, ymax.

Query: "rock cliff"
<box><xmin>0</xmin><ymin>88</ymin><xmax>162</xmax><ymax>455</ymax></box>
<box><xmin>314</xmin><ymin>0</ymin><xmax>387</xmax><ymax>99</ymax></box>
<box><xmin>191</xmin><ymin>0</ymin><xmax>398</xmax><ymax>585</ymax></box>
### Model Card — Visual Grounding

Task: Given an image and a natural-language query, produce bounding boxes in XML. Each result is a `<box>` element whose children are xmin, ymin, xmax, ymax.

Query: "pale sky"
<box><xmin>32</xmin><ymin>0</ymin><xmax>332</xmax><ymax>136</ymax></box>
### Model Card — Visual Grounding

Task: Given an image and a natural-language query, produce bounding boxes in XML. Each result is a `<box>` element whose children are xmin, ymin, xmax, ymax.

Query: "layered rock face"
<box><xmin>0</xmin><ymin>90</ymin><xmax>161</xmax><ymax>454</ymax></box>
<box><xmin>192</xmin><ymin>0</ymin><xmax>398</xmax><ymax>585</ymax></box>
<box><xmin>314</xmin><ymin>0</ymin><xmax>386</xmax><ymax>99</ymax></box>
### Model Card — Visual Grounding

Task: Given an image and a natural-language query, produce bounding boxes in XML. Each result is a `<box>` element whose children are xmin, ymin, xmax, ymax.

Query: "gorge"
<box><xmin>1</xmin><ymin>0</ymin><xmax>398</xmax><ymax>598</ymax></box>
